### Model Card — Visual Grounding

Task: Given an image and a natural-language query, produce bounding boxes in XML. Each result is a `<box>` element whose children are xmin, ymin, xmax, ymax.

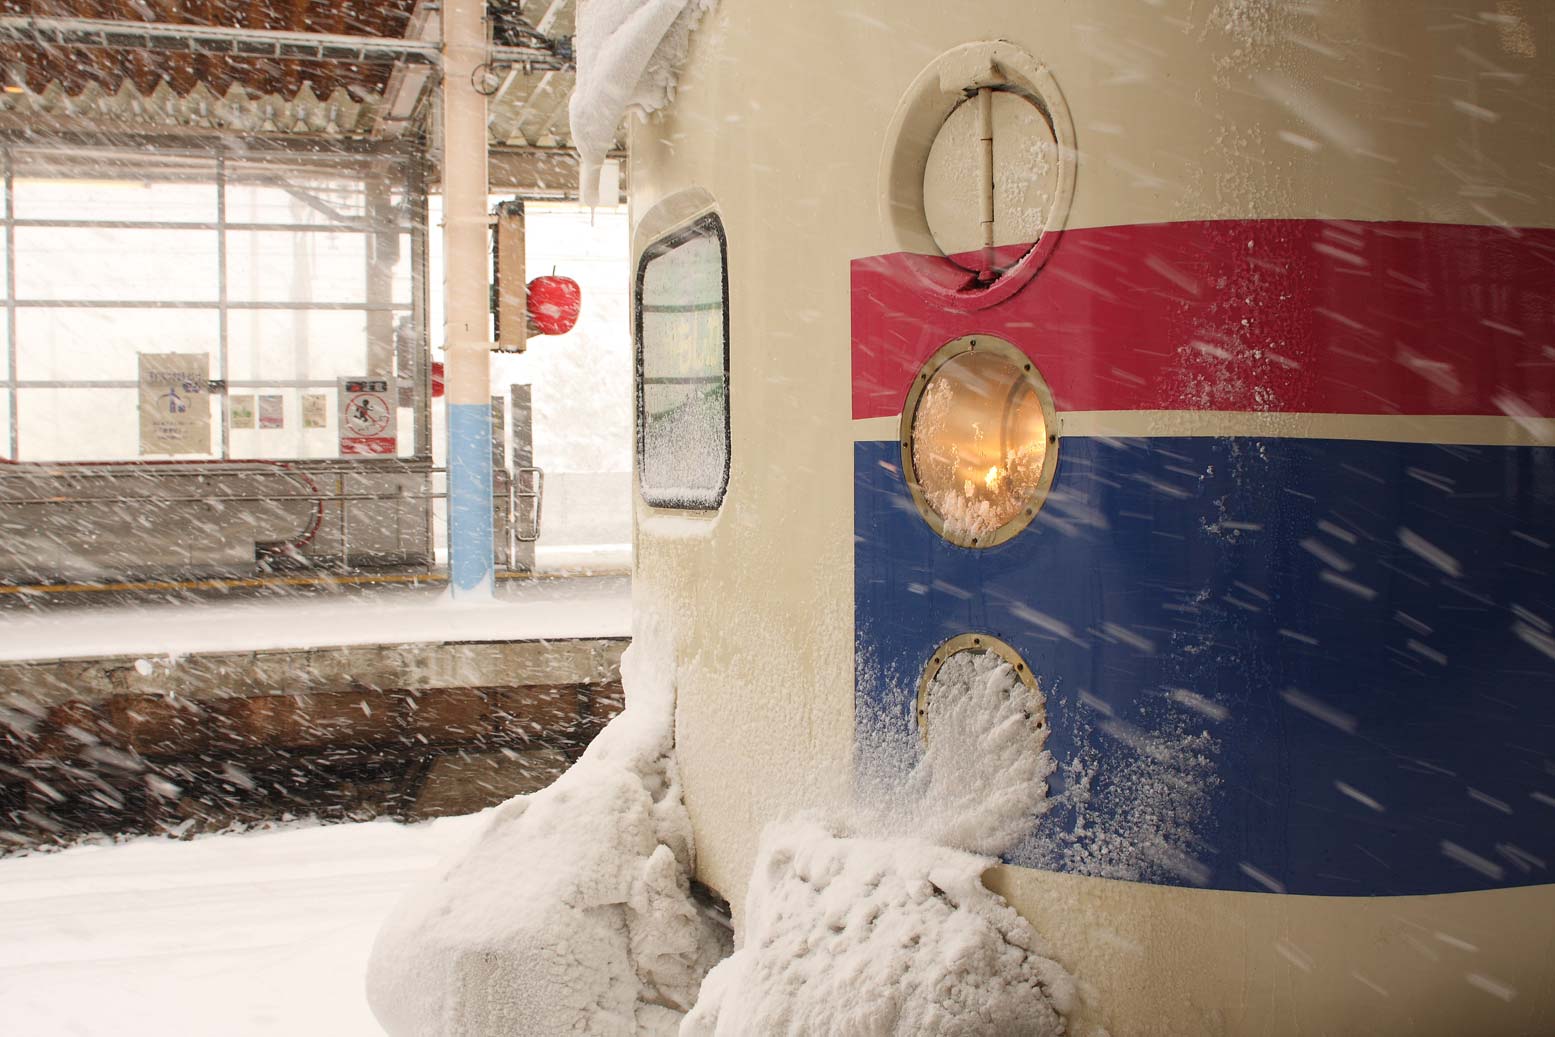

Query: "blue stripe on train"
<box><xmin>854</xmin><ymin>436</ymin><xmax>1555</xmax><ymax>897</ymax></box>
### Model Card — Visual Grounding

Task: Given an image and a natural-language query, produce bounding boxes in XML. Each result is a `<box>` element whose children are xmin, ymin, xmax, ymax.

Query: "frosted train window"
<box><xmin>635</xmin><ymin>214</ymin><xmax>730</xmax><ymax>510</ymax></box>
<box><xmin>901</xmin><ymin>335</ymin><xmax>1058</xmax><ymax>548</ymax></box>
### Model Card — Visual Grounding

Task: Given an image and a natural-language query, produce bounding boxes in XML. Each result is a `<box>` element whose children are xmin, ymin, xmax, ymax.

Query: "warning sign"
<box><xmin>139</xmin><ymin>353</ymin><xmax>211</xmax><ymax>455</ymax></box>
<box><xmin>338</xmin><ymin>377</ymin><xmax>398</xmax><ymax>456</ymax></box>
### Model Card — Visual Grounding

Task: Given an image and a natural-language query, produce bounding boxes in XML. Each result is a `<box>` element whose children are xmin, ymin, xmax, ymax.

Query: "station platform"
<box><xmin>0</xmin><ymin>575</ymin><xmax>633</xmax><ymax>847</ymax></box>
<box><xmin>0</xmin><ymin>571</ymin><xmax>631</xmax><ymax>662</ymax></box>
<box><xmin>0</xmin><ymin>813</ymin><xmax>482</xmax><ymax>1036</ymax></box>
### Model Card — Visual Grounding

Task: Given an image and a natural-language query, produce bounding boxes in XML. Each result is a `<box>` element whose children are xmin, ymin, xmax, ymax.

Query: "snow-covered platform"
<box><xmin>0</xmin><ymin>814</ymin><xmax>484</xmax><ymax>1036</ymax></box>
<box><xmin>0</xmin><ymin>572</ymin><xmax>631</xmax><ymax>663</ymax></box>
<box><xmin>0</xmin><ymin>576</ymin><xmax>633</xmax><ymax>846</ymax></box>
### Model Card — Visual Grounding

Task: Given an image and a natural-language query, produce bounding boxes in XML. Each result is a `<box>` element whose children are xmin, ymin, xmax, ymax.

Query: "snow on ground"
<box><xmin>0</xmin><ymin>814</ymin><xmax>485</xmax><ymax>1036</ymax></box>
<box><xmin>0</xmin><ymin>574</ymin><xmax>630</xmax><ymax>663</ymax></box>
<box><xmin>538</xmin><ymin>542</ymin><xmax>633</xmax><ymax>573</ymax></box>
<box><xmin>367</xmin><ymin>631</ymin><xmax>729</xmax><ymax>1036</ymax></box>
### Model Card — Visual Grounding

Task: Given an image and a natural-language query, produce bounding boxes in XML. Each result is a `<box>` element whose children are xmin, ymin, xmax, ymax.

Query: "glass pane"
<box><xmin>223</xmin><ymin>174</ymin><xmax>370</xmax><ymax>228</ymax></box>
<box><xmin>15</xmin><ymin>308</ymin><xmax>219</xmax><ymax>381</ymax></box>
<box><xmin>640</xmin><ymin>234</ymin><xmax>723</xmax><ymax>380</ymax></box>
<box><xmin>17</xmin><ymin>387</ymin><xmax>217</xmax><ymax>462</ymax></box>
<box><xmin>636</xmin><ymin>216</ymin><xmax>728</xmax><ymax>510</ymax></box>
<box><xmin>909</xmin><ymin>349</ymin><xmax>1050</xmax><ymax>543</ymax></box>
<box><xmin>13</xmin><ymin>176</ymin><xmax>219</xmax><ymax>224</ymax></box>
<box><xmin>15</xmin><ymin>226</ymin><xmax>219</xmax><ymax>302</ymax></box>
<box><xmin>640</xmin><ymin>308</ymin><xmax>723</xmax><ymax>380</ymax></box>
<box><xmin>641</xmin><ymin>382</ymin><xmax>728</xmax><ymax>504</ymax></box>
<box><xmin>3</xmin><ymin>150</ymin><xmax>426</xmax><ymax>466</ymax></box>
<box><xmin>226</xmin><ymin>230</ymin><xmax>369</xmax><ymax>304</ymax></box>
<box><xmin>227</xmin><ymin>310</ymin><xmax>373</xmax><ymax>383</ymax></box>
<box><xmin>391</xmin><ymin>231</ymin><xmax>414</xmax><ymax>303</ymax></box>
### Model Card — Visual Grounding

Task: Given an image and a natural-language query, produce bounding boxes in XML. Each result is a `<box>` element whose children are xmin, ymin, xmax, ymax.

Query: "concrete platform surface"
<box><xmin>0</xmin><ymin>575</ymin><xmax>631</xmax><ymax>664</ymax></box>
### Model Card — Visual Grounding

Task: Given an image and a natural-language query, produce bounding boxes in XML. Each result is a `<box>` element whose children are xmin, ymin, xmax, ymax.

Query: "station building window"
<box><xmin>634</xmin><ymin>213</ymin><xmax>729</xmax><ymax>510</ymax></box>
<box><xmin>0</xmin><ymin>143</ymin><xmax>426</xmax><ymax>463</ymax></box>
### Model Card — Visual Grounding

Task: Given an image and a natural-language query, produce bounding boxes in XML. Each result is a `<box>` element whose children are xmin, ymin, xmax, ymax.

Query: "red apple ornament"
<box><xmin>527</xmin><ymin>275</ymin><xmax>582</xmax><ymax>336</ymax></box>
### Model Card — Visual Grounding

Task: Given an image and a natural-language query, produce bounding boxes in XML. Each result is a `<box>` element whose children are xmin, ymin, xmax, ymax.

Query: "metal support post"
<box><xmin>441</xmin><ymin>0</ymin><xmax>495</xmax><ymax>598</ymax></box>
<box><xmin>510</xmin><ymin>383</ymin><xmax>539</xmax><ymax>573</ymax></box>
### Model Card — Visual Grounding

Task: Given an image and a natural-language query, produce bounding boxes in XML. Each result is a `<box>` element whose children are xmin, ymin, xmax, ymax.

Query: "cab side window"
<box><xmin>635</xmin><ymin>213</ymin><xmax>729</xmax><ymax>510</ymax></box>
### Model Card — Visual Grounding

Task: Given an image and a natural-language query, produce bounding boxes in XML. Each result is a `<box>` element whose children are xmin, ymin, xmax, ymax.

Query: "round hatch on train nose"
<box><xmin>901</xmin><ymin>335</ymin><xmax>1058</xmax><ymax>548</ymax></box>
<box><xmin>923</xmin><ymin>87</ymin><xmax>1060</xmax><ymax>282</ymax></box>
<box><xmin>916</xmin><ymin>633</ymin><xmax>1046</xmax><ymax>744</ymax></box>
<box><xmin>880</xmin><ymin>41</ymin><xmax>1076</xmax><ymax>310</ymax></box>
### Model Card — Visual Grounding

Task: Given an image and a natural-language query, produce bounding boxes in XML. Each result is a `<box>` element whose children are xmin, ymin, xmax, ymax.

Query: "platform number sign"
<box><xmin>338</xmin><ymin>377</ymin><xmax>398</xmax><ymax>456</ymax></box>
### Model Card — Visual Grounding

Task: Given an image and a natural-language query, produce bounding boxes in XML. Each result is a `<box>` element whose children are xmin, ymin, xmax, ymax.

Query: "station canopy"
<box><xmin>0</xmin><ymin>0</ymin><xmax>613</xmax><ymax>189</ymax></box>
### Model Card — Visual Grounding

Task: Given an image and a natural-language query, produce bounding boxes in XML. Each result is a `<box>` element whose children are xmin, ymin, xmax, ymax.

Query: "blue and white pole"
<box><xmin>441</xmin><ymin>0</ymin><xmax>494</xmax><ymax>598</ymax></box>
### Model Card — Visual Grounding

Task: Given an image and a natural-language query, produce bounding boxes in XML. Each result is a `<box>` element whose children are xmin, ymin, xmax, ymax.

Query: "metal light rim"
<box><xmin>915</xmin><ymin>632</ymin><xmax>1045</xmax><ymax>743</ymax></box>
<box><xmin>899</xmin><ymin>334</ymin><xmax>1060</xmax><ymax>549</ymax></box>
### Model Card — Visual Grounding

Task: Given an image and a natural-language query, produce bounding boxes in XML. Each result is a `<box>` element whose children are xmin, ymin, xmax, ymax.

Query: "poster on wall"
<box><xmin>229</xmin><ymin>394</ymin><xmax>255</xmax><ymax>429</ymax></box>
<box><xmin>338</xmin><ymin>377</ymin><xmax>397</xmax><ymax>456</ymax></box>
<box><xmin>138</xmin><ymin>352</ymin><xmax>210</xmax><ymax>455</ymax></box>
<box><xmin>302</xmin><ymin>393</ymin><xmax>329</xmax><ymax>429</ymax></box>
<box><xmin>259</xmin><ymin>394</ymin><xmax>285</xmax><ymax>429</ymax></box>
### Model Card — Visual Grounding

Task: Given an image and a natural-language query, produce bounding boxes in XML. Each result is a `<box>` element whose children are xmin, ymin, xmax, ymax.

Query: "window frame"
<box><xmin>633</xmin><ymin>211</ymin><xmax>731</xmax><ymax>511</ymax></box>
<box><xmin>0</xmin><ymin>140</ymin><xmax>430</xmax><ymax>463</ymax></box>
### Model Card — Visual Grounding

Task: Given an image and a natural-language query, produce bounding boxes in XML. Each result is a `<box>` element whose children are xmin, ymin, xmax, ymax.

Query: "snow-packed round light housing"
<box><xmin>915</xmin><ymin>633</ymin><xmax>1044</xmax><ymax>744</ymax></box>
<box><xmin>901</xmin><ymin>335</ymin><xmax>1058</xmax><ymax>548</ymax></box>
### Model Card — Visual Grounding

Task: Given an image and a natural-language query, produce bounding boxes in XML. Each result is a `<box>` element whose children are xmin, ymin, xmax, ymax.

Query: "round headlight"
<box><xmin>901</xmin><ymin>335</ymin><xmax>1058</xmax><ymax>548</ymax></box>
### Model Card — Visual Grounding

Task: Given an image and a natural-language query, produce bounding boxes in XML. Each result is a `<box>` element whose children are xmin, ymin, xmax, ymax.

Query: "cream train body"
<box><xmin>627</xmin><ymin>3</ymin><xmax>1555</xmax><ymax>1033</ymax></box>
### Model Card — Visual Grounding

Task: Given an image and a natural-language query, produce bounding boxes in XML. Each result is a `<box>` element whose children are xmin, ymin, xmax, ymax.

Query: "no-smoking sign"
<box><xmin>338</xmin><ymin>377</ymin><xmax>398</xmax><ymax>456</ymax></box>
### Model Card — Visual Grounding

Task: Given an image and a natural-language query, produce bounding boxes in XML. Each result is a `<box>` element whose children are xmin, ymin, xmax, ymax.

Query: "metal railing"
<box><xmin>511</xmin><ymin>464</ymin><xmax>544</xmax><ymax>545</ymax></box>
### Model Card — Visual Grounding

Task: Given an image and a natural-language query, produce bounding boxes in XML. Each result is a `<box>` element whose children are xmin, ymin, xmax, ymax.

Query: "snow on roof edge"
<box><xmin>568</xmin><ymin>0</ymin><xmax>716</xmax><ymax>205</ymax></box>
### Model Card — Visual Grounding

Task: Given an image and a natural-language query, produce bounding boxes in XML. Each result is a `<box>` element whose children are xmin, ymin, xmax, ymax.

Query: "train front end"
<box><xmin>629</xmin><ymin>3</ymin><xmax>1555</xmax><ymax>1032</ymax></box>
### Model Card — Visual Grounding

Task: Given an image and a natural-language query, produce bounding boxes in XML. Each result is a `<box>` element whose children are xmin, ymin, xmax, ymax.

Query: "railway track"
<box><xmin>0</xmin><ymin>637</ymin><xmax>626</xmax><ymax>848</ymax></box>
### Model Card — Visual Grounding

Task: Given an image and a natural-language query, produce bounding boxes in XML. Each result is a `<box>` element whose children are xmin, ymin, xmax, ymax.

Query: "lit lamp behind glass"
<box><xmin>904</xmin><ymin>339</ymin><xmax>1056</xmax><ymax>547</ymax></box>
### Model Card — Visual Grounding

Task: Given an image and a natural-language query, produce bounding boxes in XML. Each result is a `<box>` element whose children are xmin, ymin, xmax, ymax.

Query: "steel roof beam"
<box><xmin>534</xmin><ymin>0</ymin><xmax>570</xmax><ymax>35</ymax></box>
<box><xmin>0</xmin><ymin>16</ymin><xmax>565</xmax><ymax>70</ymax></box>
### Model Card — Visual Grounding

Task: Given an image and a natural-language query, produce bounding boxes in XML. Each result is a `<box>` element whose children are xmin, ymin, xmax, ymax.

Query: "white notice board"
<box><xmin>139</xmin><ymin>353</ymin><xmax>211</xmax><ymax>455</ymax></box>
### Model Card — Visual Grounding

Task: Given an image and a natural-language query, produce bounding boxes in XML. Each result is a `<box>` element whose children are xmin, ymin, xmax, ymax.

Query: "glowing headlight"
<box><xmin>901</xmin><ymin>335</ymin><xmax>1058</xmax><ymax>548</ymax></box>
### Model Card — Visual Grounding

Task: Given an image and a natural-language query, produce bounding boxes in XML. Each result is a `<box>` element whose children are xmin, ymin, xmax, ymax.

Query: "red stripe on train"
<box><xmin>851</xmin><ymin>220</ymin><xmax>1555</xmax><ymax>421</ymax></box>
